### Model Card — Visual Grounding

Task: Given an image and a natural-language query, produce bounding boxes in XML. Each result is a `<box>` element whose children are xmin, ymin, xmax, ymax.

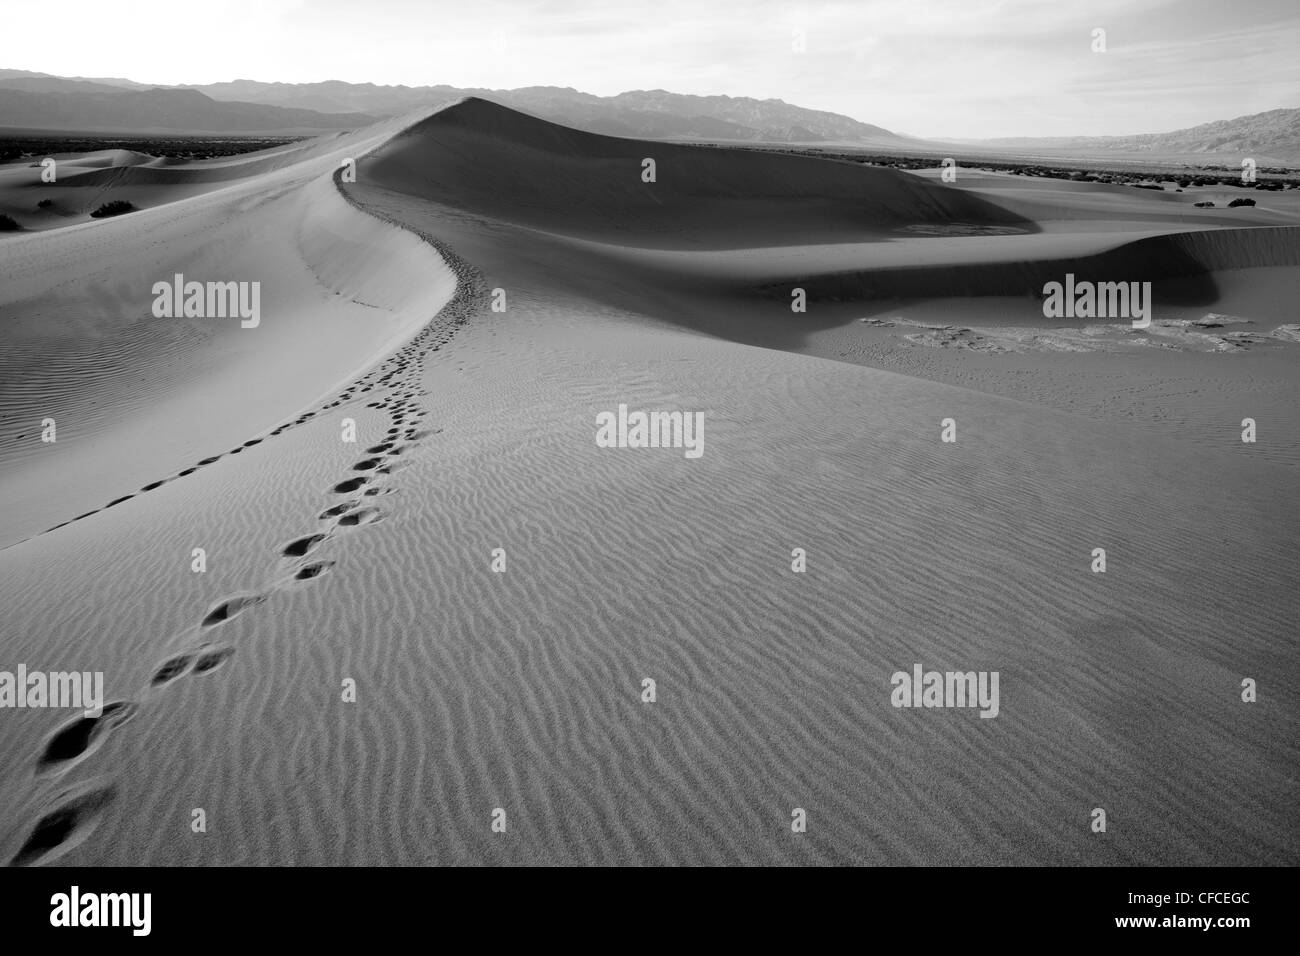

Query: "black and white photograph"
<box><xmin>0</xmin><ymin>0</ymin><xmax>1295</xmax><ymax>933</ymax></box>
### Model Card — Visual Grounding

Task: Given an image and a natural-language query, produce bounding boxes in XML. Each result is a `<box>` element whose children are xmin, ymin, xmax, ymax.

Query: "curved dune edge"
<box><xmin>0</xmin><ymin>108</ymin><xmax>473</xmax><ymax>549</ymax></box>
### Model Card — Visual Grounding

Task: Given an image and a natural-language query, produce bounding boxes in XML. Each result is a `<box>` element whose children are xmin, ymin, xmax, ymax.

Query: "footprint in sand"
<box><xmin>281</xmin><ymin>532</ymin><xmax>327</xmax><ymax>558</ymax></box>
<box><xmin>293</xmin><ymin>560</ymin><xmax>336</xmax><ymax>581</ymax></box>
<box><xmin>191</xmin><ymin>645</ymin><xmax>235</xmax><ymax>675</ymax></box>
<box><xmin>149</xmin><ymin>653</ymin><xmax>195</xmax><ymax>687</ymax></box>
<box><xmin>36</xmin><ymin>702</ymin><xmax>139</xmax><ymax>777</ymax></box>
<box><xmin>10</xmin><ymin>781</ymin><xmax>117</xmax><ymax>866</ymax></box>
<box><xmin>201</xmin><ymin>593</ymin><xmax>266</xmax><ymax>629</ymax></box>
<box><xmin>331</xmin><ymin>476</ymin><xmax>368</xmax><ymax>494</ymax></box>
<box><xmin>335</xmin><ymin>506</ymin><xmax>384</xmax><ymax>528</ymax></box>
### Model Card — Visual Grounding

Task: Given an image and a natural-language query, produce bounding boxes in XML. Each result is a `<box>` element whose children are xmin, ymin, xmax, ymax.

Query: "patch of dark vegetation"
<box><xmin>0</xmin><ymin>134</ymin><xmax>307</xmax><ymax>164</ymax></box>
<box><xmin>37</xmin><ymin>198</ymin><xmax>53</xmax><ymax>208</ymax></box>
<box><xmin>0</xmin><ymin>213</ymin><xmax>20</xmax><ymax>231</ymax></box>
<box><xmin>89</xmin><ymin>200</ymin><xmax>136</xmax><ymax>219</ymax></box>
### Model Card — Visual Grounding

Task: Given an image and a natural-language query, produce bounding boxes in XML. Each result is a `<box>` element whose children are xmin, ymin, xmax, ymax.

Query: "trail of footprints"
<box><xmin>38</xmin><ymin>336</ymin><xmax>448</xmax><ymax>537</ymax></box>
<box><xmin>10</xmin><ymin>179</ymin><xmax>486</xmax><ymax>866</ymax></box>
<box><xmin>9</xmin><ymin>313</ymin><xmax>460</xmax><ymax>866</ymax></box>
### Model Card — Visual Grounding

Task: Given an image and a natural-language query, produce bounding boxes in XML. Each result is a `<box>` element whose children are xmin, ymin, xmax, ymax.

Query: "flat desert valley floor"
<box><xmin>1</xmin><ymin>99</ymin><xmax>1297</xmax><ymax>865</ymax></box>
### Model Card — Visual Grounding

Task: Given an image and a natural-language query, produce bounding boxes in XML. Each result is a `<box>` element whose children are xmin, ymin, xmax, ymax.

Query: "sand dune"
<box><xmin>366</xmin><ymin>98</ymin><xmax>1030</xmax><ymax>247</ymax></box>
<box><xmin>0</xmin><ymin>117</ymin><xmax>456</xmax><ymax>547</ymax></box>
<box><xmin>1</xmin><ymin>99</ymin><xmax>1296</xmax><ymax>866</ymax></box>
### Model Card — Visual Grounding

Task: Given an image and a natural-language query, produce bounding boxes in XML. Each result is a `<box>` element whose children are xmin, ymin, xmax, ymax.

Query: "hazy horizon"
<box><xmin>4</xmin><ymin>0</ymin><xmax>1297</xmax><ymax>139</ymax></box>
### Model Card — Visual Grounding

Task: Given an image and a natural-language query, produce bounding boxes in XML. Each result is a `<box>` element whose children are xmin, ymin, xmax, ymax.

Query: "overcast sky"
<box><xmin>8</xmin><ymin>0</ymin><xmax>1298</xmax><ymax>137</ymax></box>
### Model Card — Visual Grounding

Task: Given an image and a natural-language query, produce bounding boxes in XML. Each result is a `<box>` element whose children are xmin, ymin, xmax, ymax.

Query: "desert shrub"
<box><xmin>89</xmin><ymin>200</ymin><xmax>136</xmax><ymax>219</ymax></box>
<box><xmin>1228</xmin><ymin>197</ymin><xmax>1256</xmax><ymax>207</ymax></box>
<box><xmin>0</xmin><ymin>213</ymin><xmax>20</xmax><ymax>231</ymax></box>
<box><xmin>1194</xmin><ymin>201</ymin><xmax>1215</xmax><ymax>208</ymax></box>
<box><xmin>37</xmin><ymin>198</ymin><xmax>53</xmax><ymax>209</ymax></box>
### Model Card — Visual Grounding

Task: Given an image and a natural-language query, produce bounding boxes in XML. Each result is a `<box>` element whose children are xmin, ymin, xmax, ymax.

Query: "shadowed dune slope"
<box><xmin>363</xmin><ymin>97</ymin><xmax>1032</xmax><ymax>248</ymax></box>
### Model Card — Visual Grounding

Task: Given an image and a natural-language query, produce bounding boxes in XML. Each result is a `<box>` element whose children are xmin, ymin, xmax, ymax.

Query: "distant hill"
<box><xmin>179</xmin><ymin>80</ymin><xmax>908</xmax><ymax>145</ymax></box>
<box><xmin>0</xmin><ymin>82</ymin><xmax>374</xmax><ymax>133</ymax></box>
<box><xmin>959</xmin><ymin>109</ymin><xmax>1300</xmax><ymax>166</ymax></box>
<box><xmin>0</xmin><ymin>70</ymin><xmax>911</xmax><ymax>145</ymax></box>
<box><xmin>0</xmin><ymin>69</ymin><xmax>152</xmax><ymax>90</ymax></box>
<box><xmin>169</xmin><ymin>78</ymin><xmax>443</xmax><ymax>116</ymax></box>
<box><xmin>0</xmin><ymin>73</ymin><xmax>129</xmax><ymax>95</ymax></box>
<box><xmin>494</xmin><ymin>88</ymin><xmax>903</xmax><ymax>144</ymax></box>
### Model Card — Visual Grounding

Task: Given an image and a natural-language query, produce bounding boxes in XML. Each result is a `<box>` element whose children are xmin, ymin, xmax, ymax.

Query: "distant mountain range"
<box><xmin>955</xmin><ymin>109</ymin><xmax>1300</xmax><ymax>165</ymax></box>
<box><xmin>0</xmin><ymin>73</ymin><xmax>373</xmax><ymax>132</ymax></box>
<box><xmin>0</xmin><ymin>69</ymin><xmax>1296</xmax><ymax>164</ymax></box>
<box><xmin>0</xmin><ymin>69</ymin><xmax>909</xmax><ymax>144</ymax></box>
